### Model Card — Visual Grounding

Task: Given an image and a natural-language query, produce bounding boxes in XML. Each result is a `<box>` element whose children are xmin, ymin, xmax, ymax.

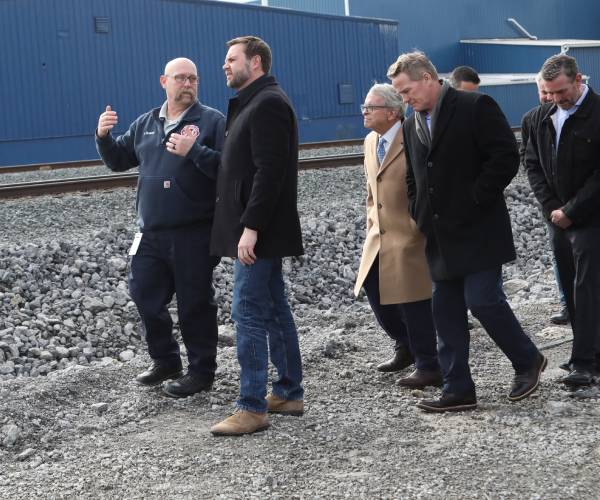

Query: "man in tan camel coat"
<box><xmin>354</xmin><ymin>83</ymin><xmax>440</xmax><ymax>388</ymax></box>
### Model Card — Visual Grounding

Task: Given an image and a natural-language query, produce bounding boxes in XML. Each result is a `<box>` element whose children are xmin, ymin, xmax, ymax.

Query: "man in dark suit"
<box><xmin>388</xmin><ymin>51</ymin><xmax>546</xmax><ymax>412</ymax></box>
<box><xmin>210</xmin><ymin>36</ymin><xmax>304</xmax><ymax>436</ymax></box>
<box><xmin>525</xmin><ymin>54</ymin><xmax>600</xmax><ymax>386</ymax></box>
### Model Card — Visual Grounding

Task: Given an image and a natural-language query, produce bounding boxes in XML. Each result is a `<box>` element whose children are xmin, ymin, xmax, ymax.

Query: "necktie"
<box><xmin>377</xmin><ymin>137</ymin><xmax>386</xmax><ymax>165</ymax></box>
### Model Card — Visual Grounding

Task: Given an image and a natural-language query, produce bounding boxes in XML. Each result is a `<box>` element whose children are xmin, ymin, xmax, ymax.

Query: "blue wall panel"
<box><xmin>269</xmin><ymin>0</ymin><xmax>345</xmax><ymax>16</ymax></box>
<box><xmin>350</xmin><ymin>0</ymin><xmax>600</xmax><ymax>71</ymax></box>
<box><xmin>462</xmin><ymin>43</ymin><xmax>600</xmax><ymax>89</ymax></box>
<box><xmin>461</xmin><ymin>44</ymin><xmax>557</xmax><ymax>73</ymax></box>
<box><xmin>482</xmin><ymin>84</ymin><xmax>541</xmax><ymax>128</ymax></box>
<box><xmin>0</xmin><ymin>0</ymin><xmax>397</xmax><ymax>166</ymax></box>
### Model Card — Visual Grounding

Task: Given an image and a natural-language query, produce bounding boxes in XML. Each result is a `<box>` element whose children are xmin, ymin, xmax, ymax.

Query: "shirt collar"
<box><xmin>159</xmin><ymin>101</ymin><xmax>194</xmax><ymax>122</ymax></box>
<box><xmin>380</xmin><ymin>120</ymin><xmax>402</xmax><ymax>145</ymax></box>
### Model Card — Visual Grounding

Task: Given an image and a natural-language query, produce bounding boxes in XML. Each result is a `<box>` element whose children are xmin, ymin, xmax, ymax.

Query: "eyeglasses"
<box><xmin>360</xmin><ymin>104</ymin><xmax>391</xmax><ymax>113</ymax></box>
<box><xmin>167</xmin><ymin>74</ymin><xmax>198</xmax><ymax>84</ymax></box>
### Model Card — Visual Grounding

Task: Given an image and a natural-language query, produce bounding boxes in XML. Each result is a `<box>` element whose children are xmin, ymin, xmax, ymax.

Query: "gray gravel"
<box><xmin>1</xmin><ymin>162</ymin><xmax>599</xmax><ymax>498</ymax></box>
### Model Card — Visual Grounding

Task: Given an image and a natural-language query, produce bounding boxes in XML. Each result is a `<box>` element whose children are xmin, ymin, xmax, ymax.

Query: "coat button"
<box><xmin>433</xmin><ymin>213</ymin><xmax>439</xmax><ymax>220</ymax></box>
<box><xmin>427</xmin><ymin>161</ymin><xmax>433</xmax><ymax>168</ymax></box>
<box><xmin>377</xmin><ymin>203</ymin><xmax>383</xmax><ymax>209</ymax></box>
<box><xmin>380</xmin><ymin>229</ymin><xmax>386</xmax><ymax>235</ymax></box>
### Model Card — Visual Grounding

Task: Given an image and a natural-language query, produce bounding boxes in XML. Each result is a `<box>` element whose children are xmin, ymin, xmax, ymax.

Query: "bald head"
<box><xmin>164</xmin><ymin>57</ymin><xmax>197</xmax><ymax>76</ymax></box>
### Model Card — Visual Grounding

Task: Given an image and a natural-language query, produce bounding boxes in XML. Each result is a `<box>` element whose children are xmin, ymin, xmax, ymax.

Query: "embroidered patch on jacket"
<box><xmin>180</xmin><ymin>124</ymin><xmax>200</xmax><ymax>138</ymax></box>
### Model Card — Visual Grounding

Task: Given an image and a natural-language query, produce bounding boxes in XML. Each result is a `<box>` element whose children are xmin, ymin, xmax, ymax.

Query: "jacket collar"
<box><xmin>378</xmin><ymin>122</ymin><xmax>404</xmax><ymax>174</ymax></box>
<box><xmin>428</xmin><ymin>86</ymin><xmax>457</xmax><ymax>153</ymax></box>
<box><xmin>153</xmin><ymin>100</ymin><xmax>203</xmax><ymax>122</ymax></box>
<box><xmin>236</xmin><ymin>74</ymin><xmax>278</xmax><ymax>106</ymax></box>
<box><xmin>541</xmin><ymin>85</ymin><xmax>596</xmax><ymax>123</ymax></box>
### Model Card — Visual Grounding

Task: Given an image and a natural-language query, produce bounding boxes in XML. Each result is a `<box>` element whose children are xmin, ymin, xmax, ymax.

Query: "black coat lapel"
<box><xmin>429</xmin><ymin>90</ymin><xmax>456</xmax><ymax>154</ymax></box>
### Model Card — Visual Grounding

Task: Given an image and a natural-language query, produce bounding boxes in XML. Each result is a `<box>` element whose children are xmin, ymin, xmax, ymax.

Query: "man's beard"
<box><xmin>227</xmin><ymin>64</ymin><xmax>251</xmax><ymax>89</ymax></box>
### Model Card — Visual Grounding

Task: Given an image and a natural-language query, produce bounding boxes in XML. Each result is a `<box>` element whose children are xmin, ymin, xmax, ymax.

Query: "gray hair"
<box><xmin>540</xmin><ymin>54</ymin><xmax>579</xmax><ymax>81</ymax></box>
<box><xmin>387</xmin><ymin>51</ymin><xmax>439</xmax><ymax>81</ymax></box>
<box><xmin>367</xmin><ymin>83</ymin><xmax>405</xmax><ymax>119</ymax></box>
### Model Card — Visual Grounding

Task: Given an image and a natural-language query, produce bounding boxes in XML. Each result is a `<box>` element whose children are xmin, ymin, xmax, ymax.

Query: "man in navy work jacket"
<box><xmin>209</xmin><ymin>36</ymin><xmax>304</xmax><ymax>436</ymax></box>
<box><xmin>389</xmin><ymin>52</ymin><xmax>546</xmax><ymax>412</ymax></box>
<box><xmin>525</xmin><ymin>54</ymin><xmax>600</xmax><ymax>387</ymax></box>
<box><xmin>96</xmin><ymin>57</ymin><xmax>225</xmax><ymax>398</ymax></box>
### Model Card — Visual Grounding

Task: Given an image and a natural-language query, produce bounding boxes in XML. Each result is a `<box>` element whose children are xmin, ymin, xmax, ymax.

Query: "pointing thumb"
<box><xmin>105</xmin><ymin>105</ymin><xmax>112</xmax><ymax>112</ymax></box>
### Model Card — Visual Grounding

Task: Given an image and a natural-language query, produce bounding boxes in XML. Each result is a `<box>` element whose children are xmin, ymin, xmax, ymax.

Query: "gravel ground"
<box><xmin>1</xmin><ymin>161</ymin><xmax>599</xmax><ymax>499</ymax></box>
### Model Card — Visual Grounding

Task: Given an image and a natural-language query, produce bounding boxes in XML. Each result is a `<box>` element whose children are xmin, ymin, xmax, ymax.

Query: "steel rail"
<box><xmin>0</xmin><ymin>153</ymin><xmax>364</xmax><ymax>199</ymax></box>
<box><xmin>0</xmin><ymin>139</ymin><xmax>364</xmax><ymax>174</ymax></box>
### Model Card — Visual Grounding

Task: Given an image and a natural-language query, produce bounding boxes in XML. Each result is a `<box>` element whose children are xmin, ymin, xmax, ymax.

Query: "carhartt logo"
<box><xmin>144</xmin><ymin>131</ymin><xmax>155</xmax><ymax>135</ymax></box>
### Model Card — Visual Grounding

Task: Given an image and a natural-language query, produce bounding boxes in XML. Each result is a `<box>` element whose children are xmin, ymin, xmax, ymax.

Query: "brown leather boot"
<box><xmin>210</xmin><ymin>410</ymin><xmax>270</xmax><ymax>436</ymax></box>
<box><xmin>266</xmin><ymin>393</ymin><xmax>304</xmax><ymax>416</ymax></box>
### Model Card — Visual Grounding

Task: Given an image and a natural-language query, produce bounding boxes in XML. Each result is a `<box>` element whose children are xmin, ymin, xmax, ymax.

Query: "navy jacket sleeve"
<box><xmin>241</xmin><ymin>95</ymin><xmax>293</xmax><ymax>231</ymax></box>
<box><xmin>95</xmin><ymin>121</ymin><xmax>139</xmax><ymax>172</ymax></box>
<box><xmin>186</xmin><ymin>113</ymin><xmax>226</xmax><ymax>181</ymax></box>
<box><xmin>471</xmin><ymin>94</ymin><xmax>519</xmax><ymax>207</ymax></box>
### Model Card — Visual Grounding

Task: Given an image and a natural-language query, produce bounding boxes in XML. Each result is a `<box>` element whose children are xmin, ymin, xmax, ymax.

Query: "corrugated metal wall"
<box><xmin>350</xmin><ymin>0</ymin><xmax>600</xmax><ymax>70</ymax></box>
<box><xmin>269</xmin><ymin>0</ymin><xmax>345</xmax><ymax>16</ymax></box>
<box><xmin>482</xmin><ymin>83</ymin><xmax>542</xmax><ymax>127</ymax></box>
<box><xmin>462</xmin><ymin>43</ymin><xmax>600</xmax><ymax>87</ymax></box>
<box><xmin>461</xmin><ymin>44</ymin><xmax>557</xmax><ymax>73</ymax></box>
<box><xmin>0</xmin><ymin>0</ymin><xmax>397</xmax><ymax>166</ymax></box>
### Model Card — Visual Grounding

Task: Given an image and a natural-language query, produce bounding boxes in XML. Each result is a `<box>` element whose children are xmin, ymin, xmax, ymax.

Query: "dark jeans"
<box><xmin>547</xmin><ymin>223</ymin><xmax>600</xmax><ymax>369</ymax></box>
<box><xmin>129</xmin><ymin>223</ymin><xmax>219</xmax><ymax>383</ymax></box>
<box><xmin>363</xmin><ymin>255</ymin><xmax>438</xmax><ymax>371</ymax></box>
<box><xmin>432</xmin><ymin>266</ymin><xmax>539</xmax><ymax>396</ymax></box>
<box><xmin>232</xmin><ymin>258</ymin><xmax>303</xmax><ymax>413</ymax></box>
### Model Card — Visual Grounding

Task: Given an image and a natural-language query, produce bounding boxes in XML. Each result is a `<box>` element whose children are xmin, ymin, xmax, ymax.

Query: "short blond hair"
<box><xmin>387</xmin><ymin>51</ymin><xmax>439</xmax><ymax>81</ymax></box>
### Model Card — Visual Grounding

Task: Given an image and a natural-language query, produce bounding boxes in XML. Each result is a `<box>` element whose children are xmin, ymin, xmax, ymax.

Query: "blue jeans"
<box><xmin>432</xmin><ymin>266</ymin><xmax>539</xmax><ymax>396</ymax></box>
<box><xmin>232</xmin><ymin>258</ymin><xmax>303</xmax><ymax>413</ymax></box>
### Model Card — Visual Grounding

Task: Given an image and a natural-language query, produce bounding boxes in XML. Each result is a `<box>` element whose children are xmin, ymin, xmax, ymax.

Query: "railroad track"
<box><xmin>0</xmin><ymin>153</ymin><xmax>364</xmax><ymax>199</ymax></box>
<box><xmin>0</xmin><ymin>138</ymin><xmax>364</xmax><ymax>175</ymax></box>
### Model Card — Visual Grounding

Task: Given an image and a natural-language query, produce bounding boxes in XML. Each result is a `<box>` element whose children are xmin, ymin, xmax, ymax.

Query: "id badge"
<box><xmin>129</xmin><ymin>232</ymin><xmax>143</xmax><ymax>256</ymax></box>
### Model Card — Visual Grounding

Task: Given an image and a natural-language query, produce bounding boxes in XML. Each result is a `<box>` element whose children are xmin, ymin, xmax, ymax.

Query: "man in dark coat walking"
<box><xmin>210</xmin><ymin>36</ymin><xmax>304</xmax><ymax>436</ymax></box>
<box><xmin>388</xmin><ymin>51</ymin><xmax>546</xmax><ymax>412</ymax></box>
<box><xmin>525</xmin><ymin>54</ymin><xmax>600</xmax><ymax>387</ymax></box>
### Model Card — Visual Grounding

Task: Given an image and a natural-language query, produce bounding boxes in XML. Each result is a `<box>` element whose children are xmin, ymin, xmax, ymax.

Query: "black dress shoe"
<box><xmin>508</xmin><ymin>353</ymin><xmax>547</xmax><ymax>401</ymax></box>
<box><xmin>135</xmin><ymin>363</ymin><xmax>183</xmax><ymax>386</ymax></box>
<box><xmin>163</xmin><ymin>373</ymin><xmax>213</xmax><ymax>398</ymax></box>
<box><xmin>561</xmin><ymin>368</ymin><xmax>593</xmax><ymax>387</ymax></box>
<box><xmin>398</xmin><ymin>369</ymin><xmax>443</xmax><ymax>389</ymax></box>
<box><xmin>559</xmin><ymin>361</ymin><xmax>572</xmax><ymax>372</ymax></box>
<box><xmin>550</xmin><ymin>307</ymin><xmax>569</xmax><ymax>325</ymax></box>
<box><xmin>416</xmin><ymin>392</ymin><xmax>477</xmax><ymax>413</ymax></box>
<box><xmin>376</xmin><ymin>347</ymin><xmax>414</xmax><ymax>372</ymax></box>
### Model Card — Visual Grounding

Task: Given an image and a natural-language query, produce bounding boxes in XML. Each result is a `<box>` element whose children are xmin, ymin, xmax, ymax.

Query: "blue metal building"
<box><xmin>0</xmin><ymin>0</ymin><xmax>397</xmax><ymax>166</ymax></box>
<box><xmin>3</xmin><ymin>0</ymin><xmax>600</xmax><ymax>166</ymax></box>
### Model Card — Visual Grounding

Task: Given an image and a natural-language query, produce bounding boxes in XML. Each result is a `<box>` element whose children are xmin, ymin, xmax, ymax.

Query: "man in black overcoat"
<box><xmin>525</xmin><ymin>54</ymin><xmax>600</xmax><ymax>387</ymax></box>
<box><xmin>210</xmin><ymin>36</ymin><xmax>304</xmax><ymax>436</ymax></box>
<box><xmin>388</xmin><ymin>52</ymin><xmax>546</xmax><ymax>412</ymax></box>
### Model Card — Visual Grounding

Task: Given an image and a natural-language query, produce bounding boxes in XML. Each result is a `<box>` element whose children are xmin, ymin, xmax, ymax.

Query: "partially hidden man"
<box><xmin>354</xmin><ymin>83</ymin><xmax>441</xmax><ymax>389</ymax></box>
<box><xmin>96</xmin><ymin>58</ymin><xmax>225</xmax><ymax>397</ymax></box>
<box><xmin>210</xmin><ymin>36</ymin><xmax>304</xmax><ymax>436</ymax></box>
<box><xmin>389</xmin><ymin>52</ymin><xmax>546</xmax><ymax>412</ymax></box>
